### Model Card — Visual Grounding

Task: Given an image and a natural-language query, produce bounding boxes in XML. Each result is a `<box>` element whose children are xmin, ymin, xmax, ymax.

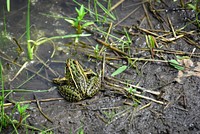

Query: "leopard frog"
<box><xmin>53</xmin><ymin>59</ymin><xmax>101</xmax><ymax>102</ymax></box>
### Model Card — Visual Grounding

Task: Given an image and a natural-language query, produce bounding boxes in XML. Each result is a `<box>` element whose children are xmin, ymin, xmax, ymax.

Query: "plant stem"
<box><xmin>0</xmin><ymin>60</ymin><xmax>5</xmax><ymax>130</ymax></box>
<box><xmin>26</xmin><ymin>0</ymin><xmax>32</xmax><ymax>60</ymax></box>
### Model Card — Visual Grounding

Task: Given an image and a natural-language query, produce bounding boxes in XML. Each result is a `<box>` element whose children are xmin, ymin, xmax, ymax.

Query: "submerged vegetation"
<box><xmin>0</xmin><ymin>0</ymin><xmax>200</xmax><ymax>133</ymax></box>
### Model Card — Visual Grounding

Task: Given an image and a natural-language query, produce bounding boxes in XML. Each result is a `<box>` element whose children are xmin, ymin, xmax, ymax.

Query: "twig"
<box><xmin>95</xmin><ymin>38</ymin><xmax>129</xmax><ymax>57</ymax></box>
<box><xmin>133</xmin><ymin>93</ymin><xmax>165</xmax><ymax>105</ymax></box>
<box><xmin>139</xmin><ymin>102</ymin><xmax>151</xmax><ymax>110</ymax></box>
<box><xmin>183</xmin><ymin>36</ymin><xmax>200</xmax><ymax>49</ymax></box>
<box><xmin>34</xmin><ymin>54</ymin><xmax>58</xmax><ymax>76</ymax></box>
<box><xmin>10</xmin><ymin>62</ymin><xmax>29</xmax><ymax>81</ymax></box>
<box><xmin>105</xmin><ymin>76</ymin><xmax>161</xmax><ymax>96</ymax></box>
<box><xmin>4</xmin><ymin>97</ymin><xmax>64</xmax><ymax>108</ymax></box>
<box><xmin>102</xmin><ymin>52</ymin><xmax>106</xmax><ymax>81</ymax></box>
<box><xmin>34</xmin><ymin>94</ymin><xmax>53</xmax><ymax>123</ymax></box>
<box><xmin>136</xmin><ymin>48</ymin><xmax>200</xmax><ymax>57</ymax></box>
<box><xmin>114</xmin><ymin>7</ymin><xmax>140</xmax><ymax>27</ymax></box>
<box><xmin>135</xmin><ymin>26</ymin><xmax>184</xmax><ymax>42</ymax></box>
<box><xmin>167</xmin><ymin>15</ymin><xmax>176</xmax><ymax>38</ymax></box>
<box><xmin>1</xmin><ymin>87</ymin><xmax>55</xmax><ymax>93</ymax></box>
<box><xmin>109</xmin><ymin>0</ymin><xmax>125</xmax><ymax>12</ymax></box>
<box><xmin>104</xmin><ymin>79</ymin><xmax>166</xmax><ymax>105</ymax></box>
<box><xmin>143</xmin><ymin>3</ymin><xmax>153</xmax><ymax>29</ymax></box>
<box><xmin>0</xmin><ymin>50</ymin><xmax>51</xmax><ymax>82</ymax></box>
<box><xmin>147</xmin><ymin>1</ymin><xmax>165</xmax><ymax>23</ymax></box>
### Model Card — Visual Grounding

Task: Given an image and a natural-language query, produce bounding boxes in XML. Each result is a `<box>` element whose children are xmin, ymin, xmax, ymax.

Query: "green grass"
<box><xmin>65</xmin><ymin>5</ymin><xmax>93</xmax><ymax>34</ymax></box>
<box><xmin>95</xmin><ymin>0</ymin><xmax>116</xmax><ymax>21</ymax></box>
<box><xmin>65</xmin><ymin>4</ymin><xmax>94</xmax><ymax>42</ymax></box>
<box><xmin>74</xmin><ymin>0</ymin><xmax>115</xmax><ymax>23</ymax></box>
<box><xmin>187</xmin><ymin>0</ymin><xmax>200</xmax><ymax>28</ymax></box>
<box><xmin>28</xmin><ymin>33</ymin><xmax>91</xmax><ymax>47</ymax></box>
<box><xmin>111</xmin><ymin>65</ymin><xmax>128</xmax><ymax>77</ymax></box>
<box><xmin>0</xmin><ymin>61</ymin><xmax>52</xmax><ymax>133</ymax></box>
<box><xmin>0</xmin><ymin>63</ymin><xmax>18</xmax><ymax>133</ymax></box>
<box><xmin>26</xmin><ymin>0</ymin><xmax>32</xmax><ymax>60</ymax></box>
<box><xmin>6</xmin><ymin>0</ymin><xmax>10</xmax><ymax>12</ymax></box>
<box><xmin>3</xmin><ymin>8</ymin><xmax>7</xmax><ymax>36</ymax></box>
<box><xmin>0</xmin><ymin>61</ymin><xmax>30</xmax><ymax>133</ymax></box>
<box><xmin>26</xmin><ymin>3</ymin><xmax>93</xmax><ymax>57</ymax></box>
<box><xmin>0</xmin><ymin>62</ymin><xmax>17</xmax><ymax>133</ymax></box>
<box><xmin>0</xmin><ymin>60</ymin><xmax>6</xmax><ymax>131</ymax></box>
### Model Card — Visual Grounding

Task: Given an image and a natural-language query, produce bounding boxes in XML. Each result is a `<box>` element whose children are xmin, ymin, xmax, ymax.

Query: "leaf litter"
<box><xmin>175</xmin><ymin>58</ymin><xmax>200</xmax><ymax>83</ymax></box>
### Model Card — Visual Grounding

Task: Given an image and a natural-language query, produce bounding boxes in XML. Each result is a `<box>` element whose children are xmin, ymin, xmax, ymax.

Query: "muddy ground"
<box><xmin>0</xmin><ymin>0</ymin><xmax>200</xmax><ymax>134</ymax></box>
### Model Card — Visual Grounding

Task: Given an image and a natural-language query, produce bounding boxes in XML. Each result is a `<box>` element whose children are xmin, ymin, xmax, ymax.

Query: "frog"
<box><xmin>53</xmin><ymin>59</ymin><xmax>101</xmax><ymax>102</ymax></box>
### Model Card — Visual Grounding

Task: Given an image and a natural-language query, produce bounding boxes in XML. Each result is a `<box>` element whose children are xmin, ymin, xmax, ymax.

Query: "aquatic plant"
<box><xmin>65</xmin><ymin>4</ymin><xmax>94</xmax><ymax>34</ymax></box>
<box><xmin>0</xmin><ymin>61</ymin><xmax>6</xmax><ymax>131</ymax></box>
<box><xmin>26</xmin><ymin>0</ymin><xmax>32</xmax><ymax>60</ymax></box>
<box><xmin>6</xmin><ymin>0</ymin><xmax>10</xmax><ymax>12</ymax></box>
<box><xmin>65</xmin><ymin>5</ymin><xmax>94</xmax><ymax>42</ymax></box>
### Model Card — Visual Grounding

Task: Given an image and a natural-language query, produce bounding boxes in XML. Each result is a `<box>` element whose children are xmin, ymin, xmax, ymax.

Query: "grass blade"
<box><xmin>0</xmin><ymin>60</ymin><xmax>6</xmax><ymax>130</ymax></box>
<box><xmin>96</xmin><ymin>0</ymin><xmax>116</xmax><ymax>20</ymax></box>
<box><xmin>26</xmin><ymin>0</ymin><xmax>33</xmax><ymax>60</ymax></box>
<box><xmin>169</xmin><ymin>59</ymin><xmax>184</xmax><ymax>70</ymax></box>
<box><xmin>111</xmin><ymin>65</ymin><xmax>127</xmax><ymax>77</ymax></box>
<box><xmin>6</xmin><ymin>0</ymin><xmax>10</xmax><ymax>12</ymax></box>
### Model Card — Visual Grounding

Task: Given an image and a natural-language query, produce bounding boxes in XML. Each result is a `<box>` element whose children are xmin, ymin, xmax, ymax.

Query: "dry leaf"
<box><xmin>175</xmin><ymin>60</ymin><xmax>200</xmax><ymax>83</ymax></box>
